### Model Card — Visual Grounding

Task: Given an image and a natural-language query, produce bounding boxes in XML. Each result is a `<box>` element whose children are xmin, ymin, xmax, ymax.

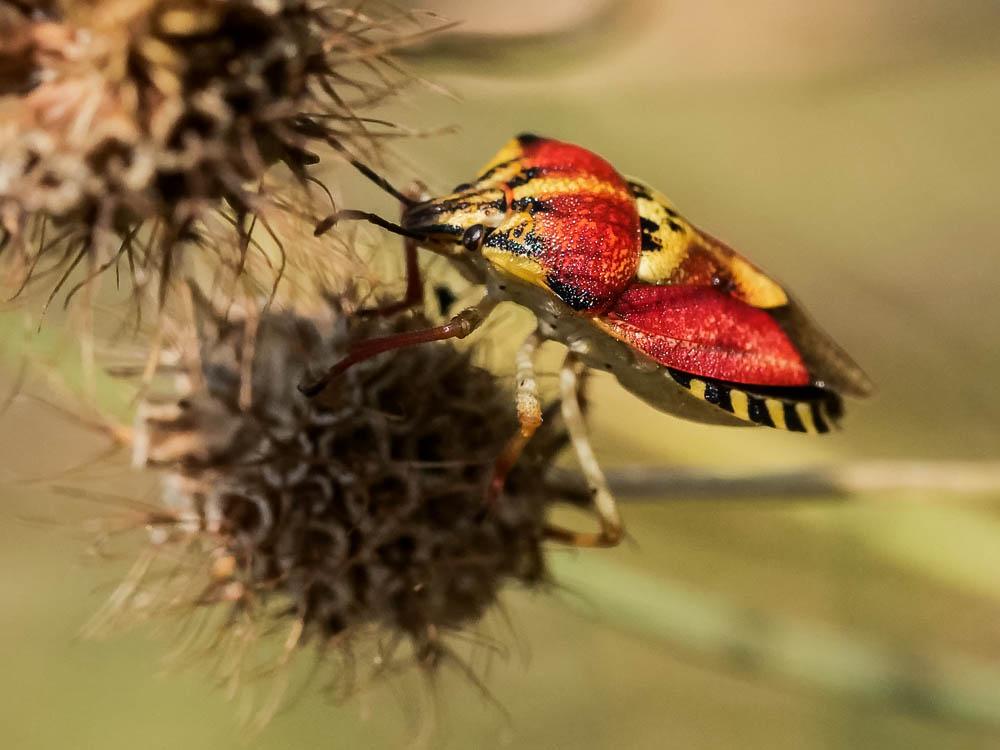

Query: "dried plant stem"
<box><xmin>552</xmin><ymin>554</ymin><xmax>1000</xmax><ymax>730</ymax></box>
<box><xmin>549</xmin><ymin>461</ymin><xmax>1000</xmax><ymax>504</ymax></box>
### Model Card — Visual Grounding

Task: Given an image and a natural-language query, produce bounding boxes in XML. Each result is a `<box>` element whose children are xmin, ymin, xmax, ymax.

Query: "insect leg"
<box><xmin>357</xmin><ymin>185</ymin><xmax>431</xmax><ymax>317</ymax></box>
<box><xmin>356</xmin><ymin>236</ymin><xmax>425</xmax><ymax>317</ymax></box>
<box><xmin>545</xmin><ymin>352</ymin><xmax>623</xmax><ymax>548</ymax></box>
<box><xmin>315</xmin><ymin>183</ymin><xmax>429</xmax><ymax>318</ymax></box>
<box><xmin>487</xmin><ymin>328</ymin><xmax>544</xmax><ymax>504</ymax></box>
<box><xmin>298</xmin><ymin>295</ymin><xmax>499</xmax><ymax>398</ymax></box>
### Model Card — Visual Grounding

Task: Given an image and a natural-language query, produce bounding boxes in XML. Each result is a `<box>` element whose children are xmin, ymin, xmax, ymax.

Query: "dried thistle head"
<box><xmin>0</xmin><ymin>0</ymin><xmax>446</xmax><ymax>306</ymax></box>
<box><xmin>0</xmin><ymin>3</ymin><xmax>59</xmax><ymax>96</ymax></box>
<box><xmin>90</xmin><ymin>287</ymin><xmax>564</xmax><ymax>707</ymax></box>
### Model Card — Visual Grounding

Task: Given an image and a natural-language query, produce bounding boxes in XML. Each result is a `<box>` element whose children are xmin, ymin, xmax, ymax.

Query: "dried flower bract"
<box><xmin>0</xmin><ymin>0</ymin><xmax>445</xmax><ymax>306</ymax></box>
<box><xmin>88</xmin><ymin>289</ymin><xmax>564</xmax><ymax>710</ymax></box>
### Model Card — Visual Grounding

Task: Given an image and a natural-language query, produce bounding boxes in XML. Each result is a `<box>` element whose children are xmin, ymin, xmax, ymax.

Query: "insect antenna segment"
<box><xmin>320</xmin><ymin>137</ymin><xmax>419</xmax><ymax>208</ymax></box>
<box><xmin>314</xmin><ymin>210</ymin><xmax>426</xmax><ymax>241</ymax></box>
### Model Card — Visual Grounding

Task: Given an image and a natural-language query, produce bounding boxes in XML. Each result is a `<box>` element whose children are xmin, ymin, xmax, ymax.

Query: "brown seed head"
<box><xmin>0</xmin><ymin>0</ymin><xmax>444</xmax><ymax>305</ymax></box>
<box><xmin>104</xmin><ymin>290</ymin><xmax>562</xmax><ymax>684</ymax></box>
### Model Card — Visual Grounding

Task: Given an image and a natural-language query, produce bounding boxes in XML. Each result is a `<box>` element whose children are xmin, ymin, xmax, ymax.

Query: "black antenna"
<box><xmin>324</xmin><ymin>138</ymin><xmax>417</xmax><ymax>207</ymax></box>
<box><xmin>315</xmin><ymin>210</ymin><xmax>426</xmax><ymax>241</ymax></box>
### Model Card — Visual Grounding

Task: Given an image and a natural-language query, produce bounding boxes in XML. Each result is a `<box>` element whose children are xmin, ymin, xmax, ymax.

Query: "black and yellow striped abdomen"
<box><xmin>666</xmin><ymin>368</ymin><xmax>842</xmax><ymax>434</ymax></box>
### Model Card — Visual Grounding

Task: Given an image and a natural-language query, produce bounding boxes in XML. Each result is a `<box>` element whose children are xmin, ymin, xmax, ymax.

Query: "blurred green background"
<box><xmin>3</xmin><ymin>1</ymin><xmax>1000</xmax><ymax>747</ymax></box>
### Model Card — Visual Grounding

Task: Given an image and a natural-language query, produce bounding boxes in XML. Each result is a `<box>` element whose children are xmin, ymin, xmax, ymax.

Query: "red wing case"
<box><xmin>625</xmin><ymin>177</ymin><xmax>873</xmax><ymax>397</ymax></box>
<box><xmin>596</xmin><ymin>283</ymin><xmax>811</xmax><ymax>387</ymax></box>
<box><xmin>483</xmin><ymin>135</ymin><xmax>642</xmax><ymax>312</ymax></box>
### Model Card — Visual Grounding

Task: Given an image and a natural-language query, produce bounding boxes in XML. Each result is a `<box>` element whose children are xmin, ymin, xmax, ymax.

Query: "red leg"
<box><xmin>298</xmin><ymin>296</ymin><xmax>498</xmax><ymax>398</ymax></box>
<box><xmin>487</xmin><ymin>426</ymin><xmax>540</xmax><ymax>505</ymax></box>
<box><xmin>314</xmin><ymin>186</ymin><xmax>428</xmax><ymax>318</ymax></box>
<box><xmin>358</xmin><ymin>186</ymin><xmax>428</xmax><ymax>317</ymax></box>
<box><xmin>357</xmin><ymin>237</ymin><xmax>424</xmax><ymax>317</ymax></box>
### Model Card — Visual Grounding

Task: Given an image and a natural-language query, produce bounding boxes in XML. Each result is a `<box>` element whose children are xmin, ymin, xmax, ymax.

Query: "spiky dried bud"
<box><xmin>0</xmin><ymin>0</ymin><xmax>443</xmax><ymax>303</ymax></box>
<box><xmin>100</xmin><ymin>291</ymin><xmax>563</xmax><ymax>685</ymax></box>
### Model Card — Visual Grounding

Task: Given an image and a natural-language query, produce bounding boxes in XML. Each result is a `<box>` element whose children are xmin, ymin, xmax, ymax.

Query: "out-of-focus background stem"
<box><xmin>552</xmin><ymin>554</ymin><xmax>1000</xmax><ymax>730</ymax></box>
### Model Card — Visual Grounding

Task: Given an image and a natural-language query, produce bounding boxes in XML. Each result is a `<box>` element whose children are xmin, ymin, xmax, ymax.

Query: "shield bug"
<box><xmin>302</xmin><ymin>134</ymin><xmax>874</xmax><ymax>547</ymax></box>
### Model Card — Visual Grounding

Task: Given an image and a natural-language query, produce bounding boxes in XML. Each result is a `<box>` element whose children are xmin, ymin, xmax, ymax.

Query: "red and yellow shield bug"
<box><xmin>303</xmin><ymin>134</ymin><xmax>874</xmax><ymax>546</ymax></box>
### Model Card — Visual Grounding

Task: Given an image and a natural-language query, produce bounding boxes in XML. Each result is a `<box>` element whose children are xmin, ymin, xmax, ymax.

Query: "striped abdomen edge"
<box><xmin>667</xmin><ymin>368</ymin><xmax>843</xmax><ymax>434</ymax></box>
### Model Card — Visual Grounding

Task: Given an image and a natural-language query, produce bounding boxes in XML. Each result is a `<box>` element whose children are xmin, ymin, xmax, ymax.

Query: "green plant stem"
<box><xmin>0</xmin><ymin>310</ymin><xmax>133</xmax><ymax>420</ymax></box>
<box><xmin>551</xmin><ymin>553</ymin><xmax>1000</xmax><ymax>729</ymax></box>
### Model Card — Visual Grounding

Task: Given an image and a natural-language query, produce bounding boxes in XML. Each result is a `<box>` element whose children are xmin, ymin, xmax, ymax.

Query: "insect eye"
<box><xmin>461</xmin><ymin>224</ymin><xmax>486</xmax><ymax>251</ymax></box>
